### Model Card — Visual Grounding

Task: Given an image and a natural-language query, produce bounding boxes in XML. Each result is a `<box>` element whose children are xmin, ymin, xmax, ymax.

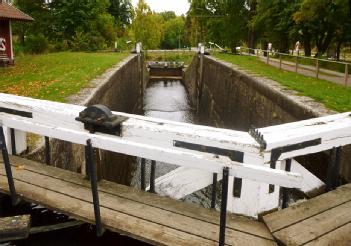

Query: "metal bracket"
<box><xmin>270</xmin><ymin>138</ymin><xmax>322</xmax><ymax>163</ymax></box>
<box><xmin>76</xmin><ymin>105</ymin><xmax>128</xmax><ymax>136</ymax></box>
<box><xmin>0</xmin><ymin>107</ymin><xmax>33</xmax><ymax>118</ymax></box>
<box><xmin>173</xmin><ymin>140</ymin><xmax>244</xmax><ymax>162</ymax></box>
<box><xmin>174</xmin><ymin>140</ymin><xmax>244</xmax><ymax>198</ymax></box>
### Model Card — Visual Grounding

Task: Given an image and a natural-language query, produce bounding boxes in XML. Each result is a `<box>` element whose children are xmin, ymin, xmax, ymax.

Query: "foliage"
<box><xmin>214</xmin><ymin>53</ymin><xmax>351</xmax><ymax>112</ymax></box>
<box><xmin>0</xmin><ymin>52</ymin><xmax>129</xmax><ymax>102</ymax></box>
<box><xmin>25</xmin><ymin>34</ymin><xmax>49</xmax><ymax>54</ymax></box>
<box><xmin>13</xmin><ymin>0</ymin><xmax>134</xmax><ymax>52</ymax></box>
<box><xmin>161</xmin><ymin>17</ymin><xmax>186</xmax><ymax>49</ymax></box>
<box><xmin>130</xmin><ymin>0</ymin><xmax>164</xmax><ymax>49</ymax></box>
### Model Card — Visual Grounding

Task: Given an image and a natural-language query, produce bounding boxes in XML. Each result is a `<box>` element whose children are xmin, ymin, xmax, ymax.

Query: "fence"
<box><xmin>241</xmin><ymin>47</ymin><xmax>350</xmax><ymax>86</ymax></box>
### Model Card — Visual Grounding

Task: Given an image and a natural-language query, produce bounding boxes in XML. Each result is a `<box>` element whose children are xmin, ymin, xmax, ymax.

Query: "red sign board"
<box><xmin>0</xmin><ymin>19</ymin><xmax>12</xmax><ymax>59</ymax></box>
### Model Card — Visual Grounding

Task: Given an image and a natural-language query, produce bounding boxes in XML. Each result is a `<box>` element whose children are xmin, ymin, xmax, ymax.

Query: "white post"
<box><xmin>3</xmin><ymin>127</ymin><xmax>27</xmax><ymax>155</ymax></box>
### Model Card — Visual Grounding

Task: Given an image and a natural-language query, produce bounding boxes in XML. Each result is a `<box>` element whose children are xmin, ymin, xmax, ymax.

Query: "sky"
<box><xmin>131</xmin><ymin>0</ymin><xmax>190</xmax><ymax>16</ymax></box>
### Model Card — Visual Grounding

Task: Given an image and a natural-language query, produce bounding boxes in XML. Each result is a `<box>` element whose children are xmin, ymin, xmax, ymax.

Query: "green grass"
<box><xmin>145</xmin><ymin>51</ymin><xmax>195</xmax><ymax>65</ymax></box>
<box><xmin>0</xmin><ymin>52</ymin><xmax>129</xmax><ymax>102</ymax></box>
<box><xmin>214</xmin><ymin>53</ymin><xmax>351</xmax><ymax>112</ymax></box>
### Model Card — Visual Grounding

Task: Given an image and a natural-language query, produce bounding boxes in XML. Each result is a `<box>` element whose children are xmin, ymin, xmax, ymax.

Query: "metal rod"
<box><xmin>45</xmin><ymin>136</ymin><xmax>50</xmax><ymax>165</ymax></box>
<box><xmin>10</xmin><ymin>128</ymin><xmax>16</xmax><ymax>156</ymax></box>
<box><xmin>295</xmin><ymin>55</ymin><xmax>298</xmax><ymax>72</ymax></box>
<box><xmin>334</xmin><ymin>147</ymin><xmax>342</xmax><ymax>189</ymax></box>
<box><xmin>85</xmin><ymin>139</ymin><xmax>104</xmax><ymax>237</ymax></box>
<box><xmin>211</xmin><ymin>173</ymin><xmax>217</xmax><ymax>209</ymax></box>
<box><xmin>219</xmin><ymin>167</ymin><xmax>229</xmax><ymax>246</ymax></box>
<box><xmin>326</xmin><ymin>148</ymin><xmax>337</xmax><ymax>191</ymax></box>
<box><xmin>149</xmin><ymin>160</ymin><xmax>156</xmax><ymax>193</ymax></box>
<box><xmin>316</xmin><ymin>59</ymin><xmax>319</xmax><ymax>79</ymax></box>
<box><xmin>269</xmin><ymin>160</ymin><xmax>276</xmax><ymax>193</ymax></box>
<box><xmin>282</xmin><ymin>159</ymin><xmax>292</xmax><ymax>209</ymax></box>
<box><xmin>140</xmin><ymin>158</ymin><xmax>146</xmax><ymax>191</ymax></box>
<box><xmin>0</xmin><ymin>126</ymin><xmax>19</xmax><ymax>205</ymax></box>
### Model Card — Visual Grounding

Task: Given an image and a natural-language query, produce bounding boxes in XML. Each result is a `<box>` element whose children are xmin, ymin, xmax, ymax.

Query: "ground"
<box><xmin>214</xmin><ymin>53</ymin><xmax>351</xmax><ymax>112</ymax></box>
<box><xmin>0</xmin><ymin>52</ymin><xmax>129</xmax><ymax>102</ymax></box>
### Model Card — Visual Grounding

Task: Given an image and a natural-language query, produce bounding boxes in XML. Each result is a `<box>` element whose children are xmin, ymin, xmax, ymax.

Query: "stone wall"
<box><xmin>48</xmin><ymin>54</ymin><xmax>143</xmax><ymax>185</ymax></box>
<box><xmin>184</xmin><ymin>54</ymin><xmax>351</xmax><ymax>183</ymax></box>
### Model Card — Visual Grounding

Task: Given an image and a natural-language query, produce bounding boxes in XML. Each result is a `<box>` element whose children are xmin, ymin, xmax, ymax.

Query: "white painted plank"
<box><xmin>290</xmin><ymin>159</ymin><xmax>325</xmax><ymax>194</ymax></box>
<box><xmin>0</xmin><ymin>115</ymin><xmax>302</xmax><ymax>188</ymax></box>
<box><xmin>0</xmin><ymin>93</ymin><xmax>260</xmax><ymax>155</ymax></box>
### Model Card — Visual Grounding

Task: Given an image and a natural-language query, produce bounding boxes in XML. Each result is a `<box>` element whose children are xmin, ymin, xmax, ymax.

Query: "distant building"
<box><xmin>0</xmin><ymin>0</ymin><xmax>33</xmax><ymax>66</ymax></box>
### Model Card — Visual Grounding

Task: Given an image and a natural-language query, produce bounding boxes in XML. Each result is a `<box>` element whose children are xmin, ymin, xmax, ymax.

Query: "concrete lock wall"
<box><xmin>47</xmin><ymin>54</ymin><xmax>144</xmax><ymax>185</ymax></box>
<box><xmin>184</xmin><ymin>54</ymin><xmax>351</xmax><ymax>183</ymax></box>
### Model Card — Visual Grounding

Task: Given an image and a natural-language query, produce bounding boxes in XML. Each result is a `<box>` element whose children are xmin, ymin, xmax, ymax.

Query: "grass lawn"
<box><xmin>0</xmin><ymin>52</ymin><xmax>129</xmax><ymax>102</ymax></box>
<box><xmin>214</xmin><ymin>53</ymin><xmax>351</xmax><ymax>112</ymax></box>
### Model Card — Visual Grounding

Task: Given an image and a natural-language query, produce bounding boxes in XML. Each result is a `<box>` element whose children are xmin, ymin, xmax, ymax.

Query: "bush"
<box><xmin>71</xmin><ymin>31</ymin><xmax>107</xmax><ymax>51</ymax></box>
<box><xmin>25</xmin><ymin>34</ymin><xmax>49</xmax><ymax>54</ymax></box>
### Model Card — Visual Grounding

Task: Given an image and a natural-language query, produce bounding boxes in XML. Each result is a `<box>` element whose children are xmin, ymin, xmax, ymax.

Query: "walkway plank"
<box><xmin>0</xmin><ymin>156</ymin><xmax>276</xmax><ymax>246</ymax></box>
<box><xmin>263</xmin><ymin>184</ymin><xmax>351</xmax><ymax>245</ymax></box>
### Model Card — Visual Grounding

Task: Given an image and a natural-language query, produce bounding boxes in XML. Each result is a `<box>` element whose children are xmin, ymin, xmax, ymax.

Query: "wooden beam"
<box><xmin>0</xmin><ymin>215</ymin><xmax>31</xmax><ymax>243</ymax></box>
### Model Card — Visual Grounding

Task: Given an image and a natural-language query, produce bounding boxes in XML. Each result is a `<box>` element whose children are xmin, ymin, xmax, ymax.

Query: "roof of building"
<box><xmin>0</xmin><ymin>1</ymin><xmax>34</xmax><ymax>21</ymax></box>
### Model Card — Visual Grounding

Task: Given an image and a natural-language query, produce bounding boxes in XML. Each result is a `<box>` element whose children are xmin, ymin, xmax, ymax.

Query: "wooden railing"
<box><xmin>0</xmin><ymin>93</ymin><xmax>350</xmax><ymax>245</ymax></box>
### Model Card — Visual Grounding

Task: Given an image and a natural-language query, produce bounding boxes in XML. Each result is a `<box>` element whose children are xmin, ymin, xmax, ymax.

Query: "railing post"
<box><xmin>219</xmin><ymin>167</ymin><xmax>229</xmax><ymax>246</ymax></box>
<box><xmin>211</xmin><ymin>173</ymin><xmax>217</xmax><ymax>209</ymax></box>
<box><xmin>282</xmin><ymin>159</ymin><xmax>292</xmax><ymax>209</ymax></box>
<box><xmin>279</xmin><ymin>54</ymin><xmax>282</xmax><ymax>70</ymax></box>
<box><xmin>85</xmin><ymin>139</ymin><xmax>105</xmax><ymax>237</ymax></box>
<box><xmin>149</xmin><ymin>160</ymin><xmax>156</xmax><ymax>193</ymax></box>
<box><xmin>266</xmin><ymin>51</ymin><xmax>269</xmax><ymax>64</ymax></box>
<box><xmin>0</xmin><ymin>126</ymin><xmax>20</xmax><ymax>205</ymax></box>
<box><xmin>10</xmin><ymin>128</ymin><xmax>16</xmax><ymax>156</ymax></box>
<box><xmin>140</xmin><ymin>158</ymin><xmax>146</xmax><ymax>191</ymax></box>
<box><xmin>345</xmin><ymin>63</ymin><xmax>349</xmax><ymax>86</ymax></box>
<box><xmin>45</xmin><ymin>136</ymin><xmax>50</xmax><ymax>165</ymax></box>
<box><xmin>326</xmin><ymin>147</ymin><xmax>341</xmax><ymax>191</ymax></box>
<box><xmin>316</xmin><ymin>59</ymin><xmax>320</xmax><ymax>79</ymax></box>
<box><xmin>295</xmin><ymin>55</ymin><xmax>298</xmax><ymax>72</ymax></box>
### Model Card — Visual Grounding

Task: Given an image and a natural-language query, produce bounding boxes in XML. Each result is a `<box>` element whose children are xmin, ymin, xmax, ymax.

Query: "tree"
<box><xmin>50</xmin><ymin>0</ymin><xmax>116</xmax><ymax>50</ymax></box>
<box><xmin>108</xmin><ymin>0</ymin><xmax>133</xmax><ymax>36</ymax></box>
<box><xmin>161</xmin><ymin>17</ymin><xmax>186</xmax><ymax>49</ymax></box>
<box><xmin>14</xmin><ymin>0</ymin><xmax>50</xmax><ymax>45</ymax></box>
<box><xmin>131</xmin><ymin>0</ymin><xmax>164</xmax><ymax>49</ymax></box>
<box><xmin>294</xmin><ymin>0</ymin><xmax>349</xmax><ymax>57</ymax></box>
<box><xmin>252</xmin><ymin>0</ymin><xmax>299</xmax><ymax>53</ymax></box>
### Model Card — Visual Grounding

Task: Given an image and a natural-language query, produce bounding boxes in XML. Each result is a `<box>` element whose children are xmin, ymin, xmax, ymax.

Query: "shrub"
<box><xmin>25</xmin><ymin>34</ymin><xmax>49</xmax><ymax>54</ymax></box>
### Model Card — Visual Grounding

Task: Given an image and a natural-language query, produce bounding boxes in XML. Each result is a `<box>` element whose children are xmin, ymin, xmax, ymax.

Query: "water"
<box><xmin>131</xmin><ymin>80</ymin><xmax>196</xmax><ymax>185</ymax></box>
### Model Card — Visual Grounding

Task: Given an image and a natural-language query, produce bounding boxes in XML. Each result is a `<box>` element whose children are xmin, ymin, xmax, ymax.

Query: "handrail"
<box><xmin>242</xmin><ymin>47</ymin><xmax>350</xmax><ymax>65</ymax></box>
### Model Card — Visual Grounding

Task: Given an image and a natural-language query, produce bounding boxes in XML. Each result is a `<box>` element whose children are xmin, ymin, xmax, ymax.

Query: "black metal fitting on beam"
<box><xmin>10</xmin><ymin>128</ymin><xmax>16</xmax><ymax>156</ymax></box>
<box><xmin>85</xmin><ymin>139</ymin><xmax>105</xmax><ymax>237</ymax></box>
<box><xmin>45</xmin><ymin>136</ymin><xmax>50</xmax><ymax>165</ymax></box>
<box><xmin>140</xmin><ymin>158</ymin><xmax>146</xmax><ymax>191</ymax></box>
<box><xmin>282</xmin><ymin>159</ymin><xmax>292</xmax><ymax>209</ymax></box>
<box><xmin>219</xmin><ymin>167</ymin><xmax>229</xmax><ymax>246</ymax></box>
<box><xmin>149</xmin><ymin>160</ymin><xmax>156</xmax><ymax>193</ymax></box>
<box><xmin>211</xmin><ymin>173</ymin><xmax>217</xmax><ymax>209</ymax></box>
<box><xmin>76</xmin><ymin>105</ymin><xmax>128</xmax><ymax>136</ymax></box>
<box><xmin>249</xmin><ymin>128</ymin><xmax>267</xmax><ymax>150</ymax></box>
<box><xmin>0</xmin><ymin>126</ymin><xmax>20</xmax><ymax>205</ymax></box>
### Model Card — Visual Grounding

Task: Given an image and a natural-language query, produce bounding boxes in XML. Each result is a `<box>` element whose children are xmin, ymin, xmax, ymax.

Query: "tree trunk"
<box><xmin>336</xmin><ymin>39</ymin><xmax>343</xmax><ymax>60</ymax></box>
<box><xmin>315</xmin><ymin>29</ymin><xmax>334</xmax><ymax>57</ymax></box>
<box><xmin>303</xmin><ymin>33</ymin><xmax>311</xmax><ymax>57</ymax></box>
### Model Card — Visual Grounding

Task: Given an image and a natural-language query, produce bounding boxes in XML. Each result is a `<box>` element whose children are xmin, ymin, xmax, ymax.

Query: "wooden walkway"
<box><xmin>0</xmin><ymin>155</ymin><xmax>276</xmax><ymax>246</ymax></box>
<box><xmin>263</xmin><ymin>183</ymin><xmax>351</xmax><ymax>246</ymax></box>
